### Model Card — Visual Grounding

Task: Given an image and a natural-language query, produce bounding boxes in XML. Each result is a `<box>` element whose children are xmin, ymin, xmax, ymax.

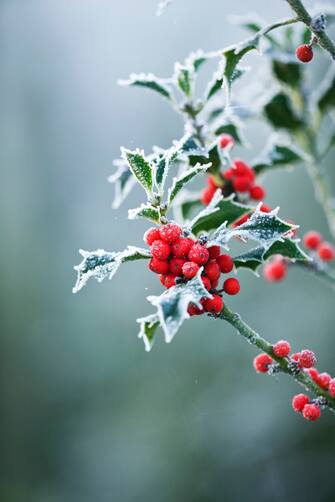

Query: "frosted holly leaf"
<box><xmin>128</xmin><ymin>203</ymin><xmax>160</xmax><ymax>223</ymax></box>
<box><xmin>222</xmin><ymin>37</ymin><xmax>259</xmax><ymax>96</ymax></box>
<box><xmin>204</xmin><ymin>59</ymin><xmax>225</xmax><ymax>102</ymax></box>
<box><xmin>191</xmin><ymin>193</ymin><xmax>250</xmax><ymax>235</ymax></box>
<box><xmin>185</xmin><ymin>49</ymin><xmax>214</xmax><ymax>72</ymax></box>
<box><xmin>73</xmin><ymin>246</ymin><xmax>151</xmax><ymax>293</ymax></box>
<box><xmin>137</xmin><ymin>313</ymin><xmax>160</xmax><ymax>352</ymax></box>
<box><xmin>108</xmin><ymin>160</ymin><xmax>137</xmax><ymax>209</ymax></box>
<box><xmin>207</xmin><ymin>205</ymin><xmax>295</xmax><ymax>251</ymax></box>
<box><xmin>118</xmin><ymin>73</ymin><xmax>173</xmax><ymax>101</ymax></box>
<box><xmin>317</xmin><ymin>69</ymin><xmax>335</xmax><ymax>112</ymax></box>
<box><xmin>121</xmin><ymin>148</ymin><xmax>153</xmax><ymax>197</ymax></box>
<box><xmin>271</xmin><ymin>54</ymin><xmax>302</xmax><ymax>89</ymax></box>
<box><xmin>234</xmin><ymin>238</ymin><xmax>310</xmax><ymax>274</ymax></box>
<box><xmin>252</xmin><ymin>138</ymin><xmax>306</xmax><ymax>176</ymax></box>
<box><xmin>214</xmin><ymin>122</ymin><xmax>245</xmax><ymax>145</ymax></box>
<box><xmin>174</xmin><ymin>62</ymin><xmax>194</xmax><ymax>97</ymax></box>
<box><xmin>147</xmin><ymin>270</ymin><xmax>212</xmax><ymax>343</ymax></box>
<box><xmin>167</xmin><ymin>162</ymin><xmax>211</xmax><ymax>206</ymax></box>
<box><xmin>189</xmin><ymin>141</ymin><xmax>221</xmax><ymax>173</ymax></box>
<box><xmin>264</xmin><ymin>92</ymin><xmax>303</xmax><ymax>130</ymax></box>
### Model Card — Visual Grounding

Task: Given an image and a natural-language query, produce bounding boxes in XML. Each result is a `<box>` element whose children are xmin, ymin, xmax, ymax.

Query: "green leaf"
<box><xmin>174</xmin><ymin>62</ymin><xmax>194</xmax><ymax>97</ymax></box>
<box><xmin>137</xmin><ymin>313</ymin><xmax>160</xmax><ymax>352</ymax></box>
<box><xmin>189</xmin><ymin>141</ymin><xmax>221</xmax><ymax>174</ymax></box>
<box><xmin>147</xmin><ymin>270</ymin><xmax>212</xmax><ymax>343</ymax></box>
<box><xmin>208</xmin><ymin>206</ymin><xmax>295</xmax><ymax>251</ymax></box>
<box><xmin>121</xmin><ymin>148</ymin><xmax>153</xmax><ymax>196</ymax></box>
<box><xmin>118</xmin><ymin>73</ymin><xmax>173</xmax><ymax>101</ymax></box>
<box><xmin>73</xmin><ymin>246</ymin><xmax>151</xmax><ymax>293</ymax></box>
<box><xmin>204</xmin><ymin>60</ymin><xmax>225</xmax><ymax>101</ymax></box>
<box><xmin>252</xmin><ymin>140</ymin><xmax>305</xmax><ymax>175</ymax></box>
<box><xmin>272</xmin><ymin>58</ymin><xmax>302</xmax><ymax>88</ymax></box>
<box><xmin>234</xmin><ymin>238</ymin><xmax>310</xmax><ymax>273</ymax></box>
<box><xmin>185</xmin><ymin>49</ymin><xmax>214</xmax><ymax>72</ymax></box>
<box><xmin>264</xmin><ymin>92</ymin><xmax>303</xmax><ymax>130</ymax></box>
<box><xmin>108</xmin><ymin>160</ymin><xmax>137</xmax><ymax>209</ymax></box>
<box><xmin>128</xmin><ymin>203</ymin><xmax>160</xmax><ymax>223</ymax></box>
<box><xmin>318</xmin><ymin>75</ymin><xmax>335</xmax><ymax>112</ymax></box>
<box><xmin>167</xmin><ymin>162</ymin><xmax>211</xmax><ymax>206</ymax></box>
<box><xmin>222</xmin><ymin>37</ymin><xmax>258</xmax><ymax>94</ymax></box>
<box><xmin>214</xmin><ymin>123</ymin><xmax>244</xmax><ymax>145</ymax></box>
<box><xmin>191</xmin><ymin>193</ymin><xmax>250</xmax><ymax>235</ymax></box>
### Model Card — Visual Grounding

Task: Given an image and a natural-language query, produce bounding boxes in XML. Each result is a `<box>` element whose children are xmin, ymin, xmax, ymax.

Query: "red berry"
<box><xmin>171</xmin><ymin>237</ymin><xmax>193</xmax><ymax>258</ymax></box>
<box><xmin>150</xmin><ymin>239</ymin><xmax>171</xmax><ymax>260</ymax></box>
<box><xmin>182</xmin><ymin>261</ymin><xmax>200</xmax><ymax>279</ymax></box>
<box><xmin>291</xmin><ymin>352</ymin><xmax>300</xmax><ymax>362</ymax></box>
<box><xmin>233</xmin><ymin>213</ymin><xmax>250</xmax><ymax>227</ymax></box>
<box><xmin>306</xmin><ymin>367</ymin><xmax>319</xmax><ymax>381</ymax></box>
<box><xmin>329</xmin><ymin>378</ymin><xmax>335</xmax><ymax>397</ymax></box>
<box><xmin>296</xmin><ymin>44</ymin><xmax>313</xmax><ymax>63</ymax></box>
<box><xmin>159</xmin><ymin>274</ymin><xmax>166</xmax><ymax>286</ymax></box>
<box><xmin>317</xmin><ymin>372</ymin><xmax>331</xmax><ymax>389</ymax></box>
<box><xmin>273</xmin><ymin>340</ymin><xmax>291</xmax><ymax>358</ymax></box>
<box><xmin>187</xmin><ymin>303</ymin><xmax>204</xmax><ymax>316</ymax></box>
<box><xmin>260</xmin><ymin>203</ymin><xmax>271</xmax><ymax>213</ymax></box>
<box><xmin>219</xmin><ymin>134</ymin><xmax>234</xmax><ymax>149</ymax></box>
<box><xmin>216</xmin><ymin>254</ymin><xmax>234</xmax><ymax>273</ymax></box>
<box><xmin>223</xmin><ymin>277</ymin><xmax>240</xmax><ymax>295</ymax></box>
<box><xmin>203</xmin><ymin>294</ymin><xmax>224</xmax><ymax>314</ymax></box>
<box><xmin>292</xmin><ymin>393</ymin><xmax>309</xmax><ymax>413</ymax></box>
<box><xmin>223</xmin><ymin>168</ymin><xmax>235</xmax><ymax>180</ymax></box>
<box><xmin>233</xmin><ymin>175</ymin><xmax>252</xmax><ymax>193</ymax></box>
<box><xmin>164</xmin><ymin>274</ymin><xmax>177</xmax><ymax>288</ymax></box>
<box><xmin>208</xmin><ymin>245</ymin><xmax>221</xmax><ymax>259</ymax></box>
<box><xmin>303</xmin><ymin>230</ymin><xmax>321</xmax><ymax>250</ymax></box>
<box><xmin>318</xmin><ymin>242</ymin><xmax>335</xmax><ymax>261</ymax></box>
<box><xmin>201</xmin><ymin>276</ymin><xmax>212</xmax><ymax>290</ymax></box>
<box><xmin>211</xmin><ymin>278</ymin><xmax>219</xmax><ymax>289</ymax></box>
<box><xmin>144</xmin><ymin>227</ymin><xmax>161</xmax><ymax>245</ymax></box>
<box><xmin>159</xmin><ymin>223</ymin><xmax>182</xmax><ymax>244</ymax></box>
<box><xmin>302</xmin><ymin>403</ymin><xmax>321</xmax><ymax>421</ymax></box>
<box><xmin>204</xmin><ymin>260</ymin><xmax>221</xmax><ymax>282</ymax></box>
<box><xmin>263</xmin><ymin>259</ymin><xmax>287</xmax><ymax>282</ymax></box>
<box><xmin>188</xmin><ymin>244</ymin><xmax>210</xmax><ymax>266</ymax></box>
<box><xmin>233</xmin><ymin>159</ymin><xmax>251</xmax><ymax>177</ymax></box>
<box><xmin>201</xmin><ymin>186</ymin><xmax>216</xmax><ymax>205</ymax></box>
<box><xmin>250</xmin><ymin>185</ymin><xmax>266</xmax><ymax>201</ymax></box>
<box><xmin>207</xmin><ymin>175</ymin><xmax>219</xmax><ymax>189</ymax></box>
<box><xmin>299</xmin><ymin>349</ymin><xmax>317</xmax><ymax>369</ymax></box>
<box><xmin>253</xmin><ymin>353</ymin><xmax>273</xmax><ymax>373</ymax></box>
<box><xmin>149</xmin><ymin>258</ymin><xmax>169</xmax><ymax>274</ymax></box>
<box><xmin>169</xmin><ymin>257</ymin><xmax>186</xmax><ymax>276</ymax></box>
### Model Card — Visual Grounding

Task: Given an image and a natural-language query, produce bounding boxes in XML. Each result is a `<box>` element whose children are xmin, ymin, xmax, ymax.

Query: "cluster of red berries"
<box><xmin>295</xmin><ymin>44</ymin><xmax>314</xmax><ymax>63</ymax></box>
<box><xmin>254</xmin><ymin>341</ymin><xmax>335</xmax><ymax>421</ymax></box>
<box><xmin>144</xmin><ymin>222</ymin><xmax>241</xmax><ymax>316</ymax></box>
<box><xmin>303</xmin><ymin>230</ymin><xmax>335</xmax><ymax>262</ymax></box>
<box><xmin>201</xmin><ymin>135</ymin><xmax>266</xmax><ymax>206</ymax></box>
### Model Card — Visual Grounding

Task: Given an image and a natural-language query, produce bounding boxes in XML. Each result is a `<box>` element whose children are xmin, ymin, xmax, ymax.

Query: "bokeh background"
<box><xmin>1</xmin><ymin>1</ymin><xmax>335</xmax><ymax>501</ymax></box>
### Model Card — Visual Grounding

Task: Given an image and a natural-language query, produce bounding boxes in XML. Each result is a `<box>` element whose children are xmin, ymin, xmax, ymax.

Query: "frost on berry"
<box><xmin>299</xmin><ymin>349</ymin><xmax>316</xmax><ymax>368</ymax></box>
<box><xmin>253</xmin><ymin>353</ymin><xmax>273</xmax><ymax>373</ymax></box>
<box><xmin>292</xmin><ymin>393</ymin><xmax>309</xmax><ymax>413</ymax></box>
<box><xmin>302</xmin><ymin>403</ymin><xmax>321</xmax><ymax>421</ymax></box>
<box><xmin>273</xmin><ymin>340</ymin><xmax>291</xmax><ymax>358</ymax></box>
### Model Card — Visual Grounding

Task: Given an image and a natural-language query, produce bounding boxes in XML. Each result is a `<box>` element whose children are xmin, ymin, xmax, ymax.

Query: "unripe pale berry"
<box><xmin>144</xmin><ymin>227</ymin><xmax>161</xmax><ymax>246</ymax></box>
<box><xmin>328</xmin><ymin>378</ymin><xmax>335</xmax><ymax>398</ymax></box>
<box><xmin>296</xmin><ymin>44</ymin><xmax>313</xmax><ymax>63</ymax></box>
<box><xmin>292</xmin><ymin>394</ymin><xmax>309</xmax><ymax>413</ymax></box>
<box><xmin>223</xmin><ymin>277</ymin><xmax>240</xmax><ymax>295</ymax></box>
<box><xmin>171</xmin><ymin>237</ymin><xmax>193</xmax><ymax>258</ymax></box>
<box><xmin>253</xmin><ymin>353</ymin><xmax>273</xmax><ymax>373</ymax></box>
<box><xmin>273</xmin><ymin>340</ymin><xmax>291</xmax><ymax>358</ymax></box>
<box><xmin>188</xmin><ymin>243</ymin><xmax>210</xmax><ymax>265</ymax></box>
<box><xmin>182</xmin><ymin>261</ymin><xmax>200</xmax><ymax>279</ymax></box>
<box><xmin>219</xmin><ymin>134</ymin><xmax>234</xmax><ymax>149</ymax></box>
<box><xmin>159</xmin><ymin>223</ymin><xmax>182</xmax><ymax>244</ymax></box>
<box><xmin>263</xmin><ymin>260</ymin><xmax>287</xmax><ymax>282</ymax></box>
<box><xmin>169</xmin><ymin>257</ymin><xmax>186</xmax><ymax>276</ymax></box>
<box><xmin>149</xmin><ymin>257</ymin><xmax>169</xmax><ymax>274</ymax></box>
<box><xmin>208</xmin><ymin>245</ymin><xmax>221</xmax><ymax>259</ymax></box>
<box><xmin>216</xmin><ymin>254</ymin><xmax>234</xmax><ymax>273</ymax></box>
<box><xmin>318</xmin><ymin>242</ymin><xmax>335</xmax><ymax>261</ymax></box>
<box><xmin>204</xmin><ymin>260</ymin><xmax>221</xmax><ymax>282</ymax></box>
<box><xmin>302</xmin><ymin>403</ymin><xmax>321</xmax><ymax>421</ymax></box>
<box><xmin>250</xmin><ymin>185</ymin><xmax>266</xmax><ymax>201</ymax></box>
<box><xmin>151</xmin><ymin>239</ymin><xmax>171</xmax><ymax>260</ymax></box>
<box><xmin>299</xmin><ymin>349</ymin><xmax>317</xmax><ymax>369</ymax></box>
<box><xmin>203</xmin><ymin>294</ymin><xmax>224</xmax><ymax>314</ymax></box>
<box><xmin>303</xmin><ymin>230</ymin><xmax>322</xmax><ymax>250</ymax></box>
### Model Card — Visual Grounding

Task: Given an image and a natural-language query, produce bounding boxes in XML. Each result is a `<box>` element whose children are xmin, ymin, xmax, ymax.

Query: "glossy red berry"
<box><xmin>292</xmin><ymin>394</ymin><xmax>309</xmax><ymax>413</ymax></box>
<box><xmin>187</xmin><ymin>303</ymin><xmax>204</xmax><ymax>316</ymax></box>
<box><xmin>233</xmin><ymin>213</ymin><xmax>250</xmax><ymax>227</ymax></box>
<box><xmin>188</xmin><ymin>244</ymin><xmax>210</xmax><ymax>266</ymax></box>
<box><xmin>201</xmin><ymin>186</ymin><xmax>216</xmax><ymax>205</ymax></box>
<box><xmin>182</xmin><ymin>261</ymin><xmax>200</xmax><ymax>279</ymax></box>
<box><xmin>211</xmin><ymin>278</ymin><xmax>219</xmax><ymax>289</ymax></box>
<box><xmin>250</xmin><ymin>185</ymin><xmax>266</xmax><ymax>201</ymax></box>
<box><xmin>299</xmin><ymin>349</ymin><xmax>317</xmax><ymax>369</ymax></box>
<box><xmin>317</xmin><ymin>372</ymin><xmax>331</xmax><ymax>390</ymax></box>
<box><xmin>171</xmin><ymin>237</ymin><xmax>193</xmax><ymax>258</ymax></box>
<box><xmin>144</xmin><ymin>227</ymin><xmax>161</xmax><ymax>246</ymax></box>
<box><xmin>169</xmin><ymin>257</ymin><xmax>186</xmax><ymax>276</ymax></box>
<box><xmin>273</xmin><ymin>340</ymin><xmax>291</xmax><ymax>358</ymax></box>
<box><xmin>208</xmin><ymin>245</ymin><xmax>221</xmax><ymax>259</ymax></box>
<box><xmin>329</xmin><ymin>378</ymin><xmax>335</xmax><ymax>397</ymax></box>
<box><xmin>159</xmin><ymin>223</ymin><xmax>182</xmax><ymax>244</ymax></box>
<box><xmin>149</xmin><ymin>258</ymin><xmax>169</xmax><ymax>274</ymax></box>
<box><xmin>260</xmin><ymin>203</ymin><xmax>271</xmax><ymax>213</ymax></box>
<box><xmin>253</xmin><ymin>353</ymin><xmax>273</xmax><ymax>373</ymax></box>
<box><xmin>233</xmin><ymin>175</ymin><xmax>251</xmax><ymax>193</ymax></box>
<box><xmin>306</xmin><ymin>367</ymin><xmax>319</xmax><ymax>381</ymax></box>
<box><xmin>318</xmin><ymin>242</ymin><xmax>335</xmax><ymax>261</ymax></box>
<box><xmin>204</xmin><ymin>260</ymin><xmax>221</xmax><ymax>282</ymax></box>
<box><xmin>223</xmin><ymin>168</ymin><xmax>235</xmax><ymax>180</ymax></box>
<box><xmin>216</xmin><ymin>254</ymin><xmax>234</xmax><ymax>273</ymax></box>
<box><xmin>296</xmin><ymin>44</ymin><xmax>313</xmax><ymax>63</ymax></box>
<box><xmin>150</xmin><ymin>239</ymin><xmax>171</xmax><ymax>260</ymax></box>
<box><xmin>302</xmin><ymin>403</ymin><xmax>321</xmax><ymax>421</ymax></box>
<box><xmin>303</xmin><ymin>231</ymin><xmax>321</xmax><ymax>250</ymax></box>
<box><xmin>233</xmin><ymin>159</ymin><xmax>251</xmax><ymax>176</ymax></box>
<box><xmin>263</xmin><ymin>259</ymin><xmax>287</xmax><ymax>282</ymax></box>
<box><xmin>201</xmin><ymin>276</ymin><xmax>212</xmax><ymax>290</ymax></box>
<box><xmin>219</xmin><ymin>134</ymin><xmax>234</xmax><ymax>149</ymax></box>
<box><xmin>164</xmin><ymin>274</ymin><xmax>177</xmax><ymax>289</ymax></box>
<box><xmin>223</xmin><ymin>277</ymin><xmax>240</xmax><ymax>295</ymax></box>
<box><xmin>203</xmin><ymin>294</ymin><xmax>224</xmax><ymax>314</ymax></box>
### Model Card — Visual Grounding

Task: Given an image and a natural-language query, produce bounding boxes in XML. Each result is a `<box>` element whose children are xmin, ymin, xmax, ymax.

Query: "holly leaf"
<box><xmin>214</xmin><ymin>123</ymin><xmax>245</xmax><ymax>145</ymax></box>
<box><xmin>147</xmin><ymin>270</ymin><xmax>212</xmax><ymax>343</ymax></box>
<box><xmin>167</xmin><ymin>162</ymin><xmax>211</xmax><ymax>206</ymax></box>
<box><xmin>128</xmin><ymin>203</ymin><xmax>160</xmax><ymax>223</ymax></box>
<box><xmin>137</xmin><ymin>313</ymin><xmax>160</xmax><ymax>352</ymax></box>
<box><xmin>189</xmin><ymin>141</ymin><xmax>221</xmax><ymax>174</ymax></box>
<box><xmin>264</xmin><ymin>92</ymin><xmax>303</xmax><ymax>130</ymax></box>
<box><xmin>222</xmin><ymin>37</ymin><xmax>259</xmax><ymax>95</ymax></box>
<box><xmin>73</xmin><ymin>246</ymin><xmax>151</xmax><ymax>293</ymax></box>
<box><xmin>185</xmin><ymin>49</ymin><xmax>215</xmax><ymax>72</ymax></box>
<box><xmin>121</xmin><ymin>148</ymin><xmax>153</xmax><ymax>196</ymax></box>
<box><xmin>118</xmin><ymin>73</ymin><xmax>173</xmax><ymax>101</ymax></box>
<box><xmin>271</xmin><ymin>57</ymin><xmax>302</xmax><ymax>88</ymax></box>
<box><xmin>207</xmin><ymin>206</ymin><xmax>295</xmax><ymax>250</ymax></box>
<box><xmin>318</xmin><ymin>75</ymin><xmax>335</xmax><ymax>112</ymax></box>
<box><xmin>174</xmin><ymin>62</ymin><xmax>194</xmax><ymax>97</ymax></box>
<box><xmin>204</xmin><ymin>59</ymin><xmax>225</xmax><ymax>102</ymax></box>
<box><xmin>108</xmin><ymin>160</ymin><xmax>137</xmax><ymax>209</ymax></box>
<box><xmin>252</xmin><ymin>140</ymin><xmax>305</xmax><ymax>175</ymax></box>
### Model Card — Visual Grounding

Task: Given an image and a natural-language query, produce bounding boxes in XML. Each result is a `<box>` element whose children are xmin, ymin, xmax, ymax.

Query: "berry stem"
<box><xmin>220</xmin><ymin>304</ymin><xmax>335</xmax><ymax>413</ymax></box>
<box><xmin>285</xmin><ymin>0</ymin><xmax>335</xmax><ymax>60</ymax></box>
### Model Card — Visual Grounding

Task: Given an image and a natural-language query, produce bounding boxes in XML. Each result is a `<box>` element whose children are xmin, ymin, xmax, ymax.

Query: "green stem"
<box><xmin>221</xmin><ymin>304</ymin><xmax>335</xmax><ymax>413</ymax></box>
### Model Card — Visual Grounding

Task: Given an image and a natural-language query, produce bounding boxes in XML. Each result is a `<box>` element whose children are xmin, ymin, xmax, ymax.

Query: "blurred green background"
<box><xmin>1</xmin><ymin>1</ymin><xmax>335</xmax><ymax>501</ymax></box>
